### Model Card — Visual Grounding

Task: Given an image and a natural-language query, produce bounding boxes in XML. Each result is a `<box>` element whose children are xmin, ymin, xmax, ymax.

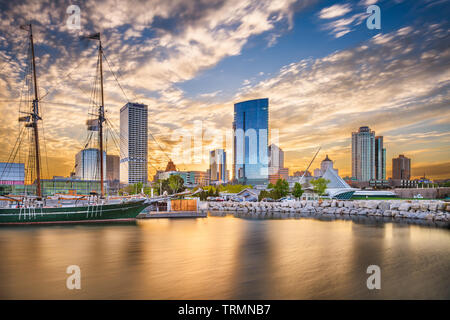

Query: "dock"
<box><xmin>137</xmin><ymin>211</ymin><xmax>207</xmax><ymax>219</ymax></box>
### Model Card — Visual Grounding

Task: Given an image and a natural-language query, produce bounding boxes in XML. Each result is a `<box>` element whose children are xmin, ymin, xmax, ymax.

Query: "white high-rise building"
<box><xmin>120</xmin><ymin>102</ymin><xmax>148</xmax><ymax>184</ymax></box>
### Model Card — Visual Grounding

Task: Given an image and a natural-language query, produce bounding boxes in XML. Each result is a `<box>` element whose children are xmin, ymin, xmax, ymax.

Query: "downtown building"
<box><xmin>233</xmin><ymin>98</ymin><xmax>269</xmax><ymax>186</ymax></box>
<box><xmin>75</xmin><ymin>148</ymin><xmax>106</xmax><ymax>181</ymax></box>
<box><xmin>375</xmin><ymin>136</ymin><xmax>386</xmax><ymax>180</ymax></box>
<box><xmin>120</xmin><ymin>102</ymin><xmax>148</xmax><ymax>185</ymax></box>
<box><xmin>352</xmin><ymin>126</ymin><xmax>386</xmax><ymax>182</ymax></box>
<box><xmin>392</xmin><ymin>154</ymin><xmax>411</xmax><ymax>180</ymax></box>
<box><xmin>209</xmin><ymin>149</ymin><xmax>227</xmax><ymax>184</ymax></box>
<box><xmin>268</xmin><ymin>144</ymin><xmax>288</xmax><ymax>184</ymax></box>
<box><xmin>106</xmin><ymin>154</ymin><xmax>120</xmax><ymax>192</ymax></box>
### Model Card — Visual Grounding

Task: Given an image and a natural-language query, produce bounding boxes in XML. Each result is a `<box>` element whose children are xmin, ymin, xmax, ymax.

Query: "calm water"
<box><xmin>0</xmin><ymin>214</ymin><xmax>449</xmax><ymax>299</ymax></box>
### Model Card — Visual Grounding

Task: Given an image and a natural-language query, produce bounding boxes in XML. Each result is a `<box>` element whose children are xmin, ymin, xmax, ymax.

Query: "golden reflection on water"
<box><xmin>0</xmin><ymin>215</ymin><xmax>449</xmax><ymax>299</ymax></box>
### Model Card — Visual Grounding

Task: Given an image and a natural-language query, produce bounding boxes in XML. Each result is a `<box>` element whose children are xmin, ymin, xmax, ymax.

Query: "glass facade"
<box><xmin>75</xmin><ymin>148</ymin><xmax>106</xmax><ymax>181</ymax></box>
<box><xmin>233</xmin><ymin>98</ymin><xmax>269</xmax><ymax>185</ymax></box>
<box><xmin>0</xmin><ymin>179</ymin><xmax>101</xmax><ymax>196</ymax></box>
<box><xmin>375</xmin><ymin>136</ymin><xmax>385</xmax><ymax>180</ymax></box>
<box><xmin>0</xmin><ymin>162</ymin><xmax>25</xmax><ymax>185</ymax></box>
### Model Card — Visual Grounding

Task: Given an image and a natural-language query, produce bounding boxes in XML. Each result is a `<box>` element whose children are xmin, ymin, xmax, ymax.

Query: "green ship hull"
<box><xmin>0</xmin><ymin>200</ymin><xmax>149</xmax><ymax>225</ymax></box>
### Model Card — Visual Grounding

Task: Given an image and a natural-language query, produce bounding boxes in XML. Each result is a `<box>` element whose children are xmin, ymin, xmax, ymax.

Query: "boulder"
<box><xmin>428</xmin><ymin>203</ymin><xmax>438</xmax><ymax>212</ymax></box>
<box><xmin>398</xmin><ymin>203</ymin><xmax>412</xmax><ymax>211</ymax></box>
<box><xmin>364</xmin><ymin>201</ymin><xmax>377</xmax><ymax>209</ymax></box>
<box><xmin>390</xmin><ymin>202</ymin><xmax>400</xmax><ymax>210</ymax></box>
<box><xmin>411</xmin><ymin>202</ymin><xmax>420</xmax><ymax>210</ymax></box>
<box><xmin>378</xmin><ymin>201</ymin><xmax>390</xmax><ymax>210</ymax></box>
<box><xmin>382</xmin><ymin>210</ymin><xmax>392</xmax><ymax>217</ymax></box>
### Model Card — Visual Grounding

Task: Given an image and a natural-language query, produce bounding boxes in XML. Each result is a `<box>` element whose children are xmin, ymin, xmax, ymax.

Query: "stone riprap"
<box><xmin>204</xmin><ymin>200</ymin><xmax>450</xmax><ymax>224</ymax></box>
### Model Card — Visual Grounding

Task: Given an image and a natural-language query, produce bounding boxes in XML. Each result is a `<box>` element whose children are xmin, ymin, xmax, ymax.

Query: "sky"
<box><xmin>0</xmin><ymin>0</ymin><xmax>449</xmax><ymax>181</ymax></box>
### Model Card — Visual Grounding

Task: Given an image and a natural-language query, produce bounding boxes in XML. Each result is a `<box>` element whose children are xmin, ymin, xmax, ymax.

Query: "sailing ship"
<box><xmin>0</xmin><ymin>25</ymin><xmax>150</xmax><ymax>225</ymax></box>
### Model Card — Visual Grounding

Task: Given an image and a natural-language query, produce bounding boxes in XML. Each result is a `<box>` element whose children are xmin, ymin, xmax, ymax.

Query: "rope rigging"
<box><xmin>1</xmin><ymin>28</ymin><xmax>176</xmax><ymax>186</ymax></box>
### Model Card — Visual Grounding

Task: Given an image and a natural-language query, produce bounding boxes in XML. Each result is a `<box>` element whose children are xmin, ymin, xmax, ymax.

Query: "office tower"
<box><xmin>392</xmin><ymin>155</ymin><xmax>411</xmax><ymax>180</ymax></box>
<box><xmin>352</xmin><ymin>126</ymin><xmax>375</xmax><ymax>181</ymax></box>
<box><xmin>268</xmin><ymin>144</ymin><xmax>284</xmax><ymax>174</ymax></box>
<box><xmin>375</xmin><ymin>136</ymin><xmax>386</xmax><ymax>180</ymax></box>
<box><xmin>75</xmin><ymin>148</ymin><xmax>106</xmax><ymax>181</ymax></box>
<box><xmin>210</xmin><ymin>149</ymin><xmax>227</xmax><ymax>183</ymax></box>
<box><xmin>233</xmin><ymin>98</ymin><xmax>269</xmax><ymax>185</ymax></box>
<box><xmin>120</xmin><ymin>102</ymin><xmax>148</xmax><ymax>184</ymax></box>
<box><xmin>106</xmin><ymin>154</ymin><xmax>120</xmax><ymax>182</ymax></box>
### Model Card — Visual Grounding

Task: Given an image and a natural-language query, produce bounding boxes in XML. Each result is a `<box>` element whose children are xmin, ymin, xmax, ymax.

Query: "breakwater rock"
<box><xmin>204</xmin><ymin>200</ymin><xmax>450</xmax><ymax>224</ymax></box>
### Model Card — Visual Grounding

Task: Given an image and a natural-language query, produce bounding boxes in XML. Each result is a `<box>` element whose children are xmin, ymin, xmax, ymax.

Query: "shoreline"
<box><xmin>204</xmin><ymin>199</ymin><xmax>450</xmax><ymax>227</ymax></box>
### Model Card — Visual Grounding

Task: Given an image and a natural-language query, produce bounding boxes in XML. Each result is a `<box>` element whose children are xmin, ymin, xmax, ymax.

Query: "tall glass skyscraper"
<box><xmin>233</xmin><ymin>98</ymin><xmax>269</xmax><ymax>185</ymax></box>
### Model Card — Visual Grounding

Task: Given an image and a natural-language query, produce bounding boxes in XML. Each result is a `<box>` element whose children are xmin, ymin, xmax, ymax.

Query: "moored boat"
<box><xmin>0</xmin><ymin>26</ymin><xmax>150</xmax><ymax>224</ymax></box>
<box><xmin>0</xmin><ymin>198</ymin><xmax>148</xmax><ymax>225</ymax></box>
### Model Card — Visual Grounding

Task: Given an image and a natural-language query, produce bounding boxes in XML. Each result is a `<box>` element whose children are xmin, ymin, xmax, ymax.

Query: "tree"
<box><xmin>134</xmin><ymin>182</ymin><xmax>143</xmax><ymax>194</ymax></box>
<box><xmin>258</xmin><ymin>190</ymin><xmax>271</xmax><ymax>201</ymax></box>
<box><xmin>267</xmin><ymin>183</ymin><xmax>275</xmax><ymax>189</ymax></box>
<box><xmin>272</xmin><ymin>179</ymin><xmax>289</xmax><ymax>199</ymax></box>
<box><xmin>168</xmin><ymin>175</ymin><xmax>184</xmax><ymax>194</ymax></box>
<box><xmin>218</xmin><ymin>184</ymin><xmax>252</xmax><ymax>193</ymax></box>
<box><xmin>292</xmin><ymin>182</ymin><xmax>304</xmax><ymax>199</ymax></box>
<box><xmin>310</xmin><ymin>178</ymin><xmax>330</xmax><ymax>196</ymax></box>
<box><xmin>119</xmin><ymin>183</ymin><xmax>142</xmax><ymax>195</ymax></box>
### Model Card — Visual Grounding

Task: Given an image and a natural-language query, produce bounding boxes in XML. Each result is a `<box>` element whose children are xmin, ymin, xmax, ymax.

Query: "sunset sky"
<box><xmin>0</xmin><ymin>0</ymin><xmax>449</xmax><ymax>181</ymax></box>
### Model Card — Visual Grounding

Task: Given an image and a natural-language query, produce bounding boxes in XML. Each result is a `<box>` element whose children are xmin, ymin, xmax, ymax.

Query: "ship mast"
<box><xmin>23</xmin><ymin>24</ymin><xmax>42</xmax><ymax>198</ymax></box>
<box><xmin>98</xmin><ymin>35</ymin><xmax>105</xmax><ymax>198</ymax></box>
<box><xmin>87</xmin><ymin>33</ymin><xmax>105</xmax><ymax>197</ymax></box>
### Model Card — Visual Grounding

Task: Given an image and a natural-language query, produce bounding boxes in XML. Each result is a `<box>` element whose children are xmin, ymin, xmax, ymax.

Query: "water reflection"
<box><xmin>231</xmin><ymin>220</ymin><xmax>272</xmax><ymax>299</ymax></box>
<box><xmin>0</xmin><ymin>214</ymin><xmax>449</xmax><ymax>299</ymax></box>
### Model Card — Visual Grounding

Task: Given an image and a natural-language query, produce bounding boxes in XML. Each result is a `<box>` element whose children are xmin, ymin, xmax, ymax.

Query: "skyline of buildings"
<box><xmin>120</xmin><ymin>102</ymin><xmax>148</xmax><ymax>185</ymax></box>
